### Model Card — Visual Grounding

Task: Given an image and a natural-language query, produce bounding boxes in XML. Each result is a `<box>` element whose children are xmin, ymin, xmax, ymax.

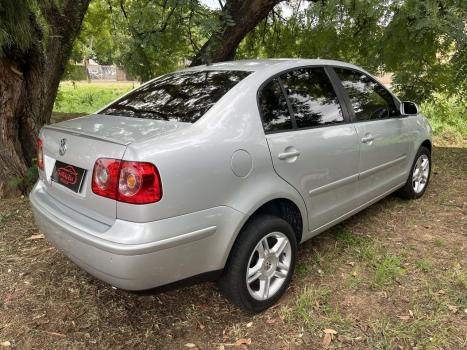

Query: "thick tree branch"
<box><xmin>191</xmin><ymin>0</ymin><xmax>283</xmax><ymax>66</ymax></box>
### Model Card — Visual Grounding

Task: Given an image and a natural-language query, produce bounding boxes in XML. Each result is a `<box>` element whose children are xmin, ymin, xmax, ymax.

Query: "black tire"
<box><xmin>218</xmin><ymin>214</ymin><xmax>297</xmax><ymax>313</ymax></box>
<box><xmin>397</xmin><ymin>146</ymin><xmax>431</xmax><ymax>199</ymax></box>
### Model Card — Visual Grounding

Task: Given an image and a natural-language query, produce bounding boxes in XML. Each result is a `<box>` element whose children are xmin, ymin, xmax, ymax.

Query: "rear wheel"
<box><xmin>398</xmin><ymin>146</ymin><xmax>431</xmax><ymax>199</ymax></box>
<box><xmin>218</xmin><ymin>214</ymin><xmax>297</xmax><ymax>313</ymax></box>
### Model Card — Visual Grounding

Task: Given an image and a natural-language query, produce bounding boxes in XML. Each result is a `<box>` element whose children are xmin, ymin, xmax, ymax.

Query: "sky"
<box><xmin>200</xmin><ymin>0</ymin><xmax>220</xmax><ymax>9</ymax></box>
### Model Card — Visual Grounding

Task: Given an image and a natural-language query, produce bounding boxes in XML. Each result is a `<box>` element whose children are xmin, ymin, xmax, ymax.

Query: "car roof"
<box><xmin>181</xmin><ymin>58</ymin><xmax>400</xmax><ymax>105</ymax></box>
<box><xmin>185</xmin><ymin>58</ymin><xmax>363</xmax><ymax>73</ymax></box>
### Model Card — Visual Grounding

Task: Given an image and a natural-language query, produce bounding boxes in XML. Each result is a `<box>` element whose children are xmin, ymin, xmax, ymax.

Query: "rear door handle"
<box><xmin>278</xmin><ymin>150</ymin><xmax>300</xmax><ymax>160</ymax></box>
<box><xmin>361</xmin><ymin>135</ymin><xmax>374</xmax><ymax>144</ymax></box>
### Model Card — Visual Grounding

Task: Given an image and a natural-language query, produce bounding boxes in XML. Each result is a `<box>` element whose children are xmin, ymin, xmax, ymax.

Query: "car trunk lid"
<box><xmin>39</xmin><ymin>114</ymin><xmax>189</xmax><ymax>224</ymax></box>
<box><xmin>51</xmin><ymin>114</ymin><xmax>190</xmax><ymax>144</ymax></box>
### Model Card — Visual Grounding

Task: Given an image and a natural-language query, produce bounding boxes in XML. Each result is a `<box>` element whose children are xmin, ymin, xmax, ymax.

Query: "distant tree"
<box><xmin>71</xmin><ymin>0</ymin><xmax>116</xmax><ymax>65</ymax></box>
<box><xmin>0</xmin><ymin>0</ymin><xmax>90</xmax><ymax>196</ymax></box>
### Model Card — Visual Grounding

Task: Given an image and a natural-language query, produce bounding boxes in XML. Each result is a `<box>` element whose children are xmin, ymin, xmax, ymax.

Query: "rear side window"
<box><xmin>334</xmin><ymin>68</ymin><xmax>398</xmax><ymax>121</ymax></box>
<box><xmin>259</xmin><ymin>79</ymin><xmax>293</xmax><ymax>132</ymax></box>
<box><xmin>280</xmin><ymin>67</ymin><xmax>344</xmax><ymax>128</ymax></box>
<box><xmin>100</xmin><ymin>70</ymin><xmax>251</xmax><ymax>123</ymax></box>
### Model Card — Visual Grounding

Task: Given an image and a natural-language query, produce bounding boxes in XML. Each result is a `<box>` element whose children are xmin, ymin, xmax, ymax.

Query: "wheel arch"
<box><xmin>420</xmin><ymin>139</ymin><xmax>432</xmax><ymax>153</ymax></box>
<box><xmin>221</xmin><ymin>196</ymin><xmax>305</xmax><ymax>271</ymax></box>
<box><xmin>247</xmin><ymin>198</ymin><xmax>303</xmax><ymax>243</ymax></box>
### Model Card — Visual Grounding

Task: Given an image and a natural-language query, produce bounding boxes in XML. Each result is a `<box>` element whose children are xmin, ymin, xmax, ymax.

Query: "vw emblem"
<box><xmin>59</xmin><ymin>138</ymin><xmax>67</xmax><ymax>156</ymax></box>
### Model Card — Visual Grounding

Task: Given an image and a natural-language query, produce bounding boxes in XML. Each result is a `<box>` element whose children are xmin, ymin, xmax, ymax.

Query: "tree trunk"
<box><xmin>0</xmin><ymin>0</ymin><xmax>90</xmax><ymax>197</ymax></box>
<box><xmin>190</xmin><ymin>0</ymin><xmax>282</xmax><ymax>66</ymax></box>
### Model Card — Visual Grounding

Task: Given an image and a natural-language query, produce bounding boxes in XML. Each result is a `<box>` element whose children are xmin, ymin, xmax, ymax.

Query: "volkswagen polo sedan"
<box><xmin>30</xmin><ymin>59</ymin><xmax>432</xmax><ymax>312</ymax></box>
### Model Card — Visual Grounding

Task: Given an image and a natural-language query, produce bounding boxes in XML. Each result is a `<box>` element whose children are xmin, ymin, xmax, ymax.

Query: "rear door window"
<box><xmin>258</xmin><ymin>79</ymin><xmax>293</xmax><ymax>132</ymax></box>
<box><xmin>334</xmin><ymin>68</ymin><xmax>398</xmax><ymax>121</ymax></box>
<box><xmin>100</xmin><ymin>70</ymin><xmax>251</xmax><ymax>123</ymax></box>
<box><xmin>280</xmin><ymin>67</ymin><xmax>344</xmax><ymax>128</ymax></box>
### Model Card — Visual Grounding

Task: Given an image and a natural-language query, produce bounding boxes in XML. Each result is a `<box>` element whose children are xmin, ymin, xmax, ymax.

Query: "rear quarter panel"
<box><xmin>117</xmin><ymin>74</ymin><xmax>308</xmax><ymax>237</ymax></box>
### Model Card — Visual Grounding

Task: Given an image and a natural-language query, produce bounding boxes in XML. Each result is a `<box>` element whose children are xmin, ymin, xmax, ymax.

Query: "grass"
<box><xmin>421</xmin><ymin>94</ymin><xmax>467</xmax><ymax>146</ymax></box>
<box><xmin>53</xmin><ymin>81</ymin><xmax>137</xmax><ymax>114</ymax></box>
<box><xmin>416</xmin><ymin>258</ymin><xmax>433</xmax><ymax>273</ymax></box>
<box><xmin>373</xmin><ymin>254</ymin><xmax>406</xmax><ymax>286</ymax></box>
<box><xmin>1</xmin><ymin>147</ymin><xmax>466</xmax><ymax>349</ymax></box>
<box><xmin>284</xmin><ymin>286</ymin><xmax>352</xmax><ymax>335</ymax></box>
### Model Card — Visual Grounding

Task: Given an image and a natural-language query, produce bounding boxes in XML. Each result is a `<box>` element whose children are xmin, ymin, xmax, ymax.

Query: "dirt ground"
<box><xmin>0</xmin><ymin>146</ymin><xmax>466</xmax><ymax>349</ymax></box>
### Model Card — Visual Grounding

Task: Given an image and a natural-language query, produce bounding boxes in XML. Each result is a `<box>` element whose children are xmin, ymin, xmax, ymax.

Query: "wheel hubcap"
<box><xmin>246</xmin><ymin>232</ymin><xmax>292</xmax><ymax>301</ymax></box>
<box><xmin>412</xmin><ymin>154</ymin><xmax>429</xmax><ymax>194</ymax></box>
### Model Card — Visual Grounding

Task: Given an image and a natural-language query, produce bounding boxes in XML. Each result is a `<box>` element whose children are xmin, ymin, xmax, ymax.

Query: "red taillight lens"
<box><xmin>91</xmin><ymin>158</ymin><xmax>162</xmax><ymax>204</ymax></box>
<box><xmin>37</xmin><ymin>139</ymin><xmax>44</xmax><ymax>170</ymax></box>
<box><xmin>92</xmin><ymin>158</ymin><xmax>121</xmax><ymax>199</ymax></box>
<box><xmin>118</xmin><ymin>161</ymin><xmax>162</xmax><ymax>204</ymax></box>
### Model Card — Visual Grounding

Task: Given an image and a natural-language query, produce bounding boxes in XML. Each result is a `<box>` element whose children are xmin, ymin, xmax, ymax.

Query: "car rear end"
<box><xmin>30</xmin><ymin>69</ymin><xmax>253</xmax><ymax>290</ymax></box>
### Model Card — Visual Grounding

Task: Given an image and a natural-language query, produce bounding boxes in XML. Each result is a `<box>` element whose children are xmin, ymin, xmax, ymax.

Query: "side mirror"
<box><xmin>400</xmin><ymin>101</ymin><xmax>419</xmax><ymax>116</ymax></box>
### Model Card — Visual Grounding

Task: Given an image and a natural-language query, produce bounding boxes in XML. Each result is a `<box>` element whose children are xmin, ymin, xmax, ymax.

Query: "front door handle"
<box><xmin>361</xmin><ymin>134</ymin><xmax>374</xmax><ymax>144</ymax></box>
<box><xmin>278</xmin><ymin>150</ymin><xmax>300</xmax><ymax>160</ymax></box>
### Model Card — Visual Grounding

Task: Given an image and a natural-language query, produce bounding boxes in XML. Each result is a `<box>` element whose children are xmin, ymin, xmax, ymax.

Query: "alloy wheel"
<box><xmin>412</xmin><ymin>154</ymin><xmax>430</xmax><ymax>193</ymax></box>
<box><xmin>246</xmin><ymin>232</ymin><xmax>292</xmax><ymax>301</ymax></box>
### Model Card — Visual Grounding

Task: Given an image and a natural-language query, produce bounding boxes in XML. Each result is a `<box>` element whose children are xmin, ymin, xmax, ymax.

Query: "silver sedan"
<box><xmin>30</xmin><ymin>59</ymin><xmax>432</xmax><ymax>312</ymax></box>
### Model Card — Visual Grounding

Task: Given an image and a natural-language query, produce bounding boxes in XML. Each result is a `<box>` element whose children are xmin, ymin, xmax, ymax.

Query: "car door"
<box><xmin>259</xmin><ymin>66</ymin><xmax>360</xmax><ymax>235</ymax></box>
<box><xmin>331</xmin><ymin>67</ymin><xmax>414</xmax><ymax>203</ymax></box>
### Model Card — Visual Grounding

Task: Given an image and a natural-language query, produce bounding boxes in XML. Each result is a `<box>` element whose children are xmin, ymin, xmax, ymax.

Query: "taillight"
<box><xmin>92</xmin><ymin>158</ymin><xmax>121</xmax><ymax>199</ymax></box>
<box><xmin>118</xmin><ymin>161</ymin><xmax>162</xmax><ymax>204</ymax></box>
<box><xmin>37</xmin><ymin>139</ymin><xmax>44</xmax><ymax>170</ymax></box>
<box><xmin>91</xmin><ymin>158</ymin><xmax>162</xmax><ymax>204</ymax></box>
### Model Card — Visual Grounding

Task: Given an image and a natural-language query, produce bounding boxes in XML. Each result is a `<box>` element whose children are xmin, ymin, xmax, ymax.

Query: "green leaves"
<box><xmin>68</xmin><ymin>0</ymin><xmax>465</xmax><ymax>100</ymax></box>
<box><xmin>72</xmin><ymin>0</ymin><xmax>224</xmax><ymax>81</ymax></box>
<box><xmin>0</xmin><ymin>0</ymin><xmax>35</xmax><ymax>56</ymax></box>
<box><xmin>237</xmin><ymin>0</ymin><xmax>466</xmax><ymax>102</ymax></box>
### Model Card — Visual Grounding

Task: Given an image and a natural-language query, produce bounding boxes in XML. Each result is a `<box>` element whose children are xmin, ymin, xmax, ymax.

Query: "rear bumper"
<box><xmin>30</xmin><ymin>181</ymin><xmax>245</xmax><ymax>290</ymax></box>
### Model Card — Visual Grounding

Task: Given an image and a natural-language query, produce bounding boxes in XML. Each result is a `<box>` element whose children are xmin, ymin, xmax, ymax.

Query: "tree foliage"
<box><xmin>237</xmin><ymin>0</ymin><xmax>467</xmax><ymax>101</ymax></box>
<box><xmin>72</xmin><ymin>0</ymin><xmax>466</xmax><ymax>101</ymax></box>
<box><xmin>0</xmin><ymin>0</ymin><xmax>36</xmax><ymax>55</ymax></box>
<box><xmin>71</xmin><ymin>0</ymin><xmax>117</xmax><ymax>64</ymax></box>
<box><xmin>73</xmin><ymin>0</ymin><xmax>218</xmax><ymax>80</ymax></box>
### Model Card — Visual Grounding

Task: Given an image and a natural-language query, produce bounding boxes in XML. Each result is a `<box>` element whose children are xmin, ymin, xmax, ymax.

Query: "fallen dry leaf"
<box><xmin>323</xmin><ymin>328</ymin><xmax>337</xmax><ymax>335</ymax></box>
<box><xmin>42</xmin><ymin>331</ymin><xmax>65</xmax><ymax>338</ymax></box>
<box><xmin>408</xmin><ymin>310</ymin><xmax>414</xmax><ymax>317</ymax></box>
<box><xmin>185</xmin><ymin>343</ymin><xmax>197</xmax><ymax>348</ymax></box>
<box><xmin>0</xmin><ymin>341</ymin><xmax>11</xmax><ymax>347</ymax></box>
<box><xmin>246</xmin><ymin>322</ymin><xmax>253</xmax><ymax>328</ymax></box>
<box><xmin>25</xmin><ymin>234</ymin><xmax>44</xmax><ymax>241</ymax></box>
<box><xmin>322</xmin><ymin>333</ymin><xmax>332</xmax><ymax>348</ymax></box>
<box><xmin>397</xmin><ymin>315</ymin><xmax>410</xmax><ymax>320</ymax></box>
<box><xmin>447</xmin><ymin>305</ymin><xmax>458</xmax><ymax>313</ymax></box>
<box><xmin>234</xmin><ymin>338</ymin><xmax>251</xmax><ymax>346</ymax></box>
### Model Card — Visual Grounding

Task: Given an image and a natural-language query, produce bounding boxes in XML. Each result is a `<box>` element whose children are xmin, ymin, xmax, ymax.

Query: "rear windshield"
<box><xmin>100</xmin><ymin>70</ymin><xmax>252</xmax><ymax>123</ymax></box>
